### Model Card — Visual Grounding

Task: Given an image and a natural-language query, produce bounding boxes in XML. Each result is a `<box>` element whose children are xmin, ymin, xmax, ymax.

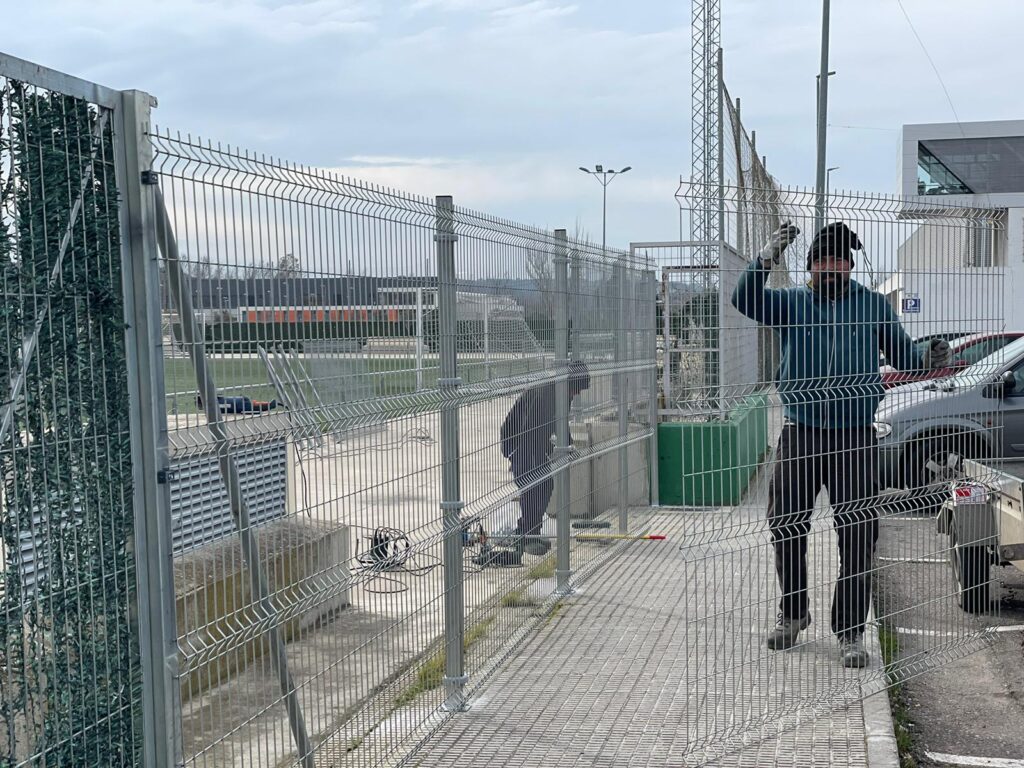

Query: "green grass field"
<box><xmin>164</xmin><ymin>355</ymin><xmax>545</xmax><ymax>415</ymax></box>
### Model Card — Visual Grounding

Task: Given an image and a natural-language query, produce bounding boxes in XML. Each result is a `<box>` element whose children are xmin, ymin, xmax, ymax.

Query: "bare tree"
<box><xmin>525</xmin><ymin>223</ymin><xmax>593</xmax><ymax>321</ymax></box>
<box><xmin>524</xmin><ymin>247</ymin><xmax>555</xmax><ymax>320</ymax></box>
<box><xmin>241</xmin><ymin>259</ymin><xmax>275</xmax><ymax>280</ymax></box>
<box><xmin>186</xmin><ymin>253</ymin><xmax>225</xmax><ymax>279</ymax></box>
<box><xmin>275</xmin><ymin>252</ymin><xmax>301</xmax><ymax>279</ymax></box>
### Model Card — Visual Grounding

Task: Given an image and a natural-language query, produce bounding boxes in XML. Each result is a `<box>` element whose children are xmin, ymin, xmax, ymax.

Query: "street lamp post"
<box><xmin>579</xmin><ymin>165</ymin><xmax>632</xmax><ymax>253</ymax></box>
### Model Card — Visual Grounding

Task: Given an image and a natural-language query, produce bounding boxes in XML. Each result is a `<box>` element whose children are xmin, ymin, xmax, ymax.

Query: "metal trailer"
<box><xmin>938</xmin><ymin>457</ymin><xmax>1024</xmax><ymax>612</ymax></box>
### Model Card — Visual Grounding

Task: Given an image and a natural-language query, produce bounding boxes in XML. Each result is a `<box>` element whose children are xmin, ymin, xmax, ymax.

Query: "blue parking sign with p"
<box><xmin>902</xmin><ymin>294</ymin><xmax>921</xmax><ymax>314</ymax></box>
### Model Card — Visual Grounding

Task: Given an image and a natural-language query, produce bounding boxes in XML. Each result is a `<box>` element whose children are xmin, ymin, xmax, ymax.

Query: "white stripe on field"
<box><xmin>877</xmin><ymin>556</ymin><xmax>946</xmax><ymax>564</ymax></box>
<box><xmin>924</xmin><ymin>752</ymin><xmax>1024</xmax><ymax>767</ymax></box>
<box><xmin>991</xmin><ymin>624</ymin><xmax>1024</xmax><ymax>633</ymax></box>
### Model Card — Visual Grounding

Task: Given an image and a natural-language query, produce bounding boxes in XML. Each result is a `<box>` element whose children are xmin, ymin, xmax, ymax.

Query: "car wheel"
<box><xmin>949</xmin><ymin>528</ymin><xmax>991</xmax><ymax>614</ymax></box>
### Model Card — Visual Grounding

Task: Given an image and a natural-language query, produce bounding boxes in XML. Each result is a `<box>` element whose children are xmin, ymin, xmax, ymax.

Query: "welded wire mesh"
<box><xmin>0</xmin><ymin>75</ymin><xmax>141</xmax><ymax>765</ymax></box>
<box><xmin>449</xmin><ymin>222</ymin><xmax>655</xmax><ymax>703</ymax></box>
<box><xmin>673</xmin><ymin>81</ymin><xmax>797</xmax><ymax>416</ymax></box>
<box><xmin>662</xmin><ymin>182</ymin><xmax>1012</xmax><ymax>760</ymax></box>
<box><xmin>148</xmin><ymin>129</ymin><xmax>656</xmax><ymax>768</ymax></box>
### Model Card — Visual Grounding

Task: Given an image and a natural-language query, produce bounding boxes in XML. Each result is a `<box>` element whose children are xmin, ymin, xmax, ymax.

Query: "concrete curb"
<box><xmin>863</xmin><ymin>608</ymin><xmax>901</xmax><ymax>768</ymax></box>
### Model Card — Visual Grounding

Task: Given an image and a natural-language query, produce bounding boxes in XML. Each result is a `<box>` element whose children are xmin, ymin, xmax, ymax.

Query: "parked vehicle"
<box><xmin>936</xmin><ymin>458</ymin><xmax>1024</xmax><ymax>613</ymax></box>
<box><xmin>874</xmin><ymin>335</ymin><xmax>1024</xmax><ymax>511</ymax></box>
<box><xmin>881</xmin><ymin>332</ymin><xmax>1024</xmax><ymax>389</ymax></box>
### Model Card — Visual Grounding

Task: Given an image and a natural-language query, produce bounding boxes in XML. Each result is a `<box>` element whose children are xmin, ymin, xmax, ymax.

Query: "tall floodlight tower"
<box><xmin>687</xmin><ymin>0</ymin><xmax>723</xmax><ymax>410</ymax></box>
<box><xmin>688</xmin><ymin>0</ymin><xmax>722</xmax><ymax>252</ymax></box>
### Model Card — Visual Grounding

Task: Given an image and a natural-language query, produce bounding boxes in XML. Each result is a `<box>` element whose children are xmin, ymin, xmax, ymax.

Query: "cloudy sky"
<box><xmin>8</xmin><ymin>0</ymin><xmax>1023</xmax><ymax>247</ymax></box>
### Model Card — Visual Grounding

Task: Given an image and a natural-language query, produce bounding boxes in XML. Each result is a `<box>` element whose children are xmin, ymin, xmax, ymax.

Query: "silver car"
<box><xmin>875</xmin><ymin>334</ymin><xmax>1024</xmax><ymax>508</ymax></box>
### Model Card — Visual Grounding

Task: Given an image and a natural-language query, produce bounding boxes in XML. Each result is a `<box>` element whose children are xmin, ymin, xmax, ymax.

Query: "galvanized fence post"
<box><xmin>116</xmin><ymin>89</ymin><xmax>181</xmax><ymax>768</ymax></box>
<box><xmin>436</xmin><ymin>195</ymin><xmax>467</xmax><ymax>710</ymax></box>
<box><xmin>569</xmin><ymin>243</ymin><xmax>582</xmax><ymax>423</ymax></box>
<box><xmin>553</xmin><ymin>229</ymin><xmax>573</xmax><ymax>594</ymax></box>
<box><xmin>153</xmin><ymin>188</ymin><xmax>315</xmax><ymax>768</ymax></box>
<box><xmin>616</xmin><ymin>254</ymin><xmax>629</xmax><ymax>533</ymax></box>
<box><xmin>647</xmin><ymin>267</ymin><xmax>661</xmax><ymax>507</ymax></box>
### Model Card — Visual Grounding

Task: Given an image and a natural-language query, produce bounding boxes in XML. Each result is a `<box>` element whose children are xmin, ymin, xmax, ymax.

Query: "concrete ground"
<box><xmin>875</xmin><ymin>512</ymin><xmax>1024</xmax><ymax>768</ymax></box>
<box><xmin>400</xmin><ymin>501</ymin><xmax>899</xmax><ymax>768</ymax></box>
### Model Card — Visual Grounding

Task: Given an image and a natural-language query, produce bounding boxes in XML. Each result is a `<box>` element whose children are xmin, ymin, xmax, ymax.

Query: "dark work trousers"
<box><xmin>513</xmin><ymin>461</ymin><xmax>554</xmax><ymax>538</ymax></box>
<box><xmin>768</xmin><ymin>423</ymin><xmax>880</xmax><ymax>639</ymax></box>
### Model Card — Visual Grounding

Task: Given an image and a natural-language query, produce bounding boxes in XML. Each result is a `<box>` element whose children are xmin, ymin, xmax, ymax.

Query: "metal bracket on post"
<box><xmin>436</xmin><ymin>195</ymin><xmax>468</xmax><ymax>711</ymax></box>
<box><xmin>553</xmin><ymin>229</ymin><xmax>573</xmax><ymax>596</ymax></box>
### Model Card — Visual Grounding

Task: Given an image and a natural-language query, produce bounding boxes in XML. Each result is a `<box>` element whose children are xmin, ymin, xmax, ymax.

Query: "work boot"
<box><xmin>839</xmin><ymin>635</ymin><xmax>869</xmax><ymax>668</ymax></box>
<box><xmin>523</xmin><ymin>538</ymin><xmax>551</xmax><ymax>557</ymax></box>
<box><xmin>766</xmin><ymin>612</ymin><xmax>811</xmax><ymax>651</ymax></box>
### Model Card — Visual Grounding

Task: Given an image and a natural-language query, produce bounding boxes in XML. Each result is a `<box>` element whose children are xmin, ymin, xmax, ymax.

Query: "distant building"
<box><xmin>877</xmin><ymin>120</ymin><xmax>1024</xmax><ymax>333</ymax></box>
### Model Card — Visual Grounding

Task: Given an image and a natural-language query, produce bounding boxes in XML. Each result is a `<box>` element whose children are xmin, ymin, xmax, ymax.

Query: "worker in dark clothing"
<box><xmin>731</xmin><ymin>221</ymin><xmax>951</xmax><ymax>667</ymax></box>
<box><xmin>475</xmin><ymin>360</ymin><xmax>591</xmax><ymax>567</ymax></box>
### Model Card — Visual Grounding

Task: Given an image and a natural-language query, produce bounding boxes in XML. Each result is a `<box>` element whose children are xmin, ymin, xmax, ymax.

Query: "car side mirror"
<box><xmin>983</xmin><ymin>370</ymin><xmax>1017</xmax><ymax>399</ymax></box>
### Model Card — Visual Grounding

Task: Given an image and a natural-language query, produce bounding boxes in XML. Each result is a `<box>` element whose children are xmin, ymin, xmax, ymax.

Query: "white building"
<box><xmin>877</xmin><ymin>120</ymin><xmax>1024</xmax><ymax>334</ymax></box>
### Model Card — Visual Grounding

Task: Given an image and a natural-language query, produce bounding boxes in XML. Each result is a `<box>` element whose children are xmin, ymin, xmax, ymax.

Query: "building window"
<box><xmin>918</xmin><ymin>136</ymin><xmax>1024</xmax><ymax>195</ymax></box>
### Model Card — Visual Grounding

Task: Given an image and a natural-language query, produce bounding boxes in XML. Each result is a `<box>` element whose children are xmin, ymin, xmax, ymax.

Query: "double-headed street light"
<box><xmin>579</xmin><ymin>165</ymin><xmax>632</xmax><ymax>253</ymax></box>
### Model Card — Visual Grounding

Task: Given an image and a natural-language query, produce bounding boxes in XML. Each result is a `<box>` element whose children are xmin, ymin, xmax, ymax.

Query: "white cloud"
<box><xmin>490</xmin><ymin>1</ymin><xmax>578</xmax><ymax>22</ymax></box>
<box><xmin>329</xmin><ymin>156</ymin><xmax>675</xmax><ymax>207</ymax></box>
<box><xmin>346</xmin><ymin>155</ymin><xmax>454</xmax><ymax>167</ymax></box>
<box><xmin>7</xmin><ymin>0</ymin><xmax>1024</xmax><ymax>247</ymax></box>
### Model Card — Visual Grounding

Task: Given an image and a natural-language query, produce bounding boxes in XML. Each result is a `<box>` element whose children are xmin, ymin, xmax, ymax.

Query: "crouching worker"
<box><xmin>475</xmin><ymin>361</ymin><xmax>591</xmax><ymax>568</ymax></box>
<box><xmin>731</xmin><ymin>221</ymin><xmax>950</xmax><ymax>667</ymax></box>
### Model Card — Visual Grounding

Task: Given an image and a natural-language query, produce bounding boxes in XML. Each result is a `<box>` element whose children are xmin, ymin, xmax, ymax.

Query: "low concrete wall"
<box><xmin>174</xmin><ymin>518</ymin><xmax>350</xmax><ymax>700</ymax></box>
<box><xmin>544</xmin><ymin>421</ymin><xmax>651</xmax><ymax>519</ymax></box>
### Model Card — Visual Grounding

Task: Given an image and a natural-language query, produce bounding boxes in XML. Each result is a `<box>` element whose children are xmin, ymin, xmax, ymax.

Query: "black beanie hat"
<box><xmin>807</xmin><ymin>221</ymin><xmax>862</xmax><ymax>270</ymax></box>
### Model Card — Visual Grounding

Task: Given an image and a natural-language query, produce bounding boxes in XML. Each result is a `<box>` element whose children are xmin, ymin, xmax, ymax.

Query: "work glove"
<box><xmin>759</xmin><ymin>222</ymin><xmax>800</xmax><ymax>266</ymax></box>
<box><xmin>922</xmin><ymin>338</ymin><xmax>952</xmax><ymax>369</ymax></box>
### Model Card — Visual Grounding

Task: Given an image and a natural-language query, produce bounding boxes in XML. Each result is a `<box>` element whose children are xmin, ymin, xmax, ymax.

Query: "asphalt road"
<box><xmin>875</xmin><ymin>510</ymin><xmax>1024</xmax><ymax>768</ymax></box>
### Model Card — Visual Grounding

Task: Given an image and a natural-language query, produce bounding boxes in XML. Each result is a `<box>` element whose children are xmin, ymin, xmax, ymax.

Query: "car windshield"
<box><xmin>945</xmin><ymin>335</ymin><xmax>1024</xmax><ymax>389</ymax></box>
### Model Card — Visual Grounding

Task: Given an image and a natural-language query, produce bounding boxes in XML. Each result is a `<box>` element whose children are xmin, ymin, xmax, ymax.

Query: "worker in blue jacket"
<box><xmin>731</xmin><ymin>221</ymin><xmax>950</xmax><ymax>667</ymax></box>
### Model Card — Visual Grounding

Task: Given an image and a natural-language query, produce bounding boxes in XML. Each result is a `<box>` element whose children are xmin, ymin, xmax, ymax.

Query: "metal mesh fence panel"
<box><xmin>0</xmin><ymin>67</ymin><xmax>142</xmax><ymax>765</ymax></box>
<box><xmin>666</xmin><ymin>183</ymin><xmax>1011</xmax><ymax>762</ymax></box>
<box><xmin>147</xmin><ymin>129</ymin><xmax>656</xmax><ymax>768</ymax></box>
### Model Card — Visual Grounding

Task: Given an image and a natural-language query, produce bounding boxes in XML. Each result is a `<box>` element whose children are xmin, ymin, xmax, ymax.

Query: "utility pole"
<box><xmin>814</xmin><ymin>0</ymin><xmax>832</xmax><ymax>232</ymax></box>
